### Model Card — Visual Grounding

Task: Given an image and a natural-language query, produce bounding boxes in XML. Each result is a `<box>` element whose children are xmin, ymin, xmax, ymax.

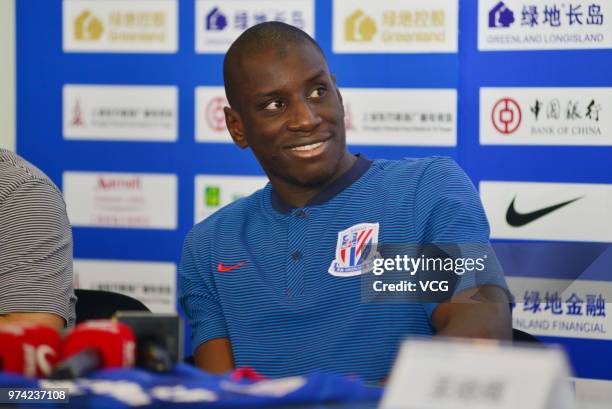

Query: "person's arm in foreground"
<box><xmin>0</xmin><ymin>180</ymin><xmax>75</xmax><ymax>331</ymax></box>
<box><xmin>179</xmin><ymin>230</ymin><xmax>235</xmax><ymax>374</ymax></box>
<box><xmin>415</xmin><ymin>158</ymin><xmax>512</xmax><ymax>340</ymax></box>
<box><xmin>432</xmin><ymin>285</ymin><xmax>512</xmax><ymax>339</ymax></box>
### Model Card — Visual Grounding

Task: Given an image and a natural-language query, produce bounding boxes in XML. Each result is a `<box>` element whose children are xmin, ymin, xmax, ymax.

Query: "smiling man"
<box><xmin>179</xmin><ymin>22</ymin><xmax>511</xmax><ymax>383</ymax></box>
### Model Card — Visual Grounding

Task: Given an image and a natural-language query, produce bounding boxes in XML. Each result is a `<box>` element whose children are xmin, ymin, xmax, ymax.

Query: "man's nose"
<box><xmin>287</xmin><ymin>100</ymin><xmax>322</xmax><ymax>132</ymax></box>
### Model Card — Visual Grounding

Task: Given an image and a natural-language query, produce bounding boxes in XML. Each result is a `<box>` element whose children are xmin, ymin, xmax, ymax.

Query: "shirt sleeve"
<box><xmin>0</xmin><ymin>180</ymin><xmax>76</xmax><ymax>327</ymax></box>
<box><xmin>179</xmin><ymin>229</ymin><xmax>229</xmax><ymax>354</ymax></box>
<box><xmin>413</xmin><ymin>157</ymin><xmax>509</xmax><ymax>319</ymax></box>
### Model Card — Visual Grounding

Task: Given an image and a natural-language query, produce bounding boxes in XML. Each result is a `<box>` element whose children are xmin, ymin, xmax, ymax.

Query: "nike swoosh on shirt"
<box><xmin>217</xmin><ymin>260</ymin><xmax>249</xmax><ymax>272</ymax></box>
<box><xmin>505</xmin><ymin>196</ymin><xmax>583</xmax><ymax>227</ymax></box>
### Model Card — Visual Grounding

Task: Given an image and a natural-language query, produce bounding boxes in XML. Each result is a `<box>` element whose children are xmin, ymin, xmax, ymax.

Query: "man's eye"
<box><xmin>264</xmin><ymin>100</ymin><xmax>284</xmax><ymax>111</ymax></box>
<box><xmin>308</xmin><ymin>87</ymin><xmax>327</xmax><ymax>99</ymax></box>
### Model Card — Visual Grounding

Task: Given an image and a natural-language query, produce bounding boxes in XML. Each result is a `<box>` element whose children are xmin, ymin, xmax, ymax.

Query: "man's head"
<box><xmin>223</xmin><ymin>22</ymin><xmax>352</xmax><ymax>189</ymax></box>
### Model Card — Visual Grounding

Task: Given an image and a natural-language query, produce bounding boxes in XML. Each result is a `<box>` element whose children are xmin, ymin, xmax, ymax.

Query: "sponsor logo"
<box><xmin>508</xmin><ymin>277</ymin><xmax>611</xmax><ymax>341</ymax></box>
<box><xmin>506</xmin><ymin>196</ymin><xmax>583</xmax><ymax>227</ymax></box>
<box><xmin>217</xmin><ymin>260</ymin><xmax>249</xmax><ymax>273</ymax></box>
<box><xmin>63</xmin><ymin>85</ymin><xmax>177</xmax><ymax>142</ymax></box>
<box><xmin>481</xmin><ymin>88</ymin><xmax>612</xmax><ymax>146</ymax></box>
<box><xmin>488</xmin><ymin>2</ymin><xmax>515</xmax><ymax>28</ymax></box>
<box><xmin>480</xmin><ymin>181</ymin><xmax>612</xmax><ymax>242</ymax></box>
<box><xmin>206</xmin><ymin>7</ymin><xmax>227</xmax><ymax>31</ymax></box>
<box><xmin>195</xmin><ymin>0</ymin><xmax>314</xmax><ymax>53</ymax></box>
<box><xmin>333</xmin><ymin>0</ymin><xmax>458</xmax><ymax>53</ymax></box>
<box><xmin>74</xmin><ymin>10</ymin><xmax>104</xmax><ymax>40</ymax></box>
<box><xmin>70</xmin><ymin>99</ymin><xmax>85</xmax><ymax>126</ymax></box>
<box><xmin>63</xmin><ymin>0</ymin><xmax>178</xmax><ymax>53</ymax></box>
<box><xmin>345</xmin><ymin>9</ymin><xmax>377</xmax><ymax>42</ymax></box>
<box><xmin>74</xmin><ymin>259</ymin><xmax>177</xmax><ymax>313</ymax></box>
<box><xmin>491</xmin><ymin>97</ymin><xmax>522</xmax><ymax>134</ymax></box>
<box><xmin>206</xmin><ymin>96</ymin><xmax>228</xmax><ymax>133</ymax></box>
<box><xmin>341</xmin><ymin>88</ymin><xmax>457</xmax><ymax>146</ymax></box>
<box><xmin>63</xmin><ymin>172</ymin><xmax>177</xmax><ymax>229</ymax></box>
<box><xmin>479</xmin><ymin>1</ymin><xmax>611</xmax><ymax>51</ymax></box>
<box><xmin>328</xmin><ymin>223</ymin><xmax>380</xmax><ymax>277</ymax></box>
<box><xmin>194</xmin><ymin>175</ymin><xmax>268</xmax><ymax>223</ymax></box>
<box><xmin>195</xmin><ymin>87</ymin><xmax>232</xmax><ymax>142</ymax></box>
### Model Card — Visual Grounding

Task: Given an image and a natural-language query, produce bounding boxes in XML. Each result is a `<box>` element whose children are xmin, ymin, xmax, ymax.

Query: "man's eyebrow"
<box><xmin>253</xmin><ymin>70</ymin><xmax>327</xmax><ymax>99</ymax></box>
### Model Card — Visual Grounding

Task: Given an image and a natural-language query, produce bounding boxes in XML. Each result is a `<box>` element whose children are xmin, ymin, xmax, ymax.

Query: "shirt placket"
<box><xmin>285</xmin><ymin>207</ymin><xmax>310</xmax><ymax>299</ymax></box>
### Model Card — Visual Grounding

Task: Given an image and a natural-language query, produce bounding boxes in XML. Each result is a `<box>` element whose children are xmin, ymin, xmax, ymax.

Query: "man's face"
<box><xmin>226</xmin><ymin>42</ymin><xmax>348</xmax><ymax>188</ymax></box>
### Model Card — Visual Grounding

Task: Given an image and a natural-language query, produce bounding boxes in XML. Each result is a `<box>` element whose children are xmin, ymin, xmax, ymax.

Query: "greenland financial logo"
<box><xmin>480</xmin><ymin>181</ymin><xmax>612</xmax><ymax>242</ymax></box>
<box><xmin>508</xmin><ymin>277</ymin><xmax>612</xmax><ymax>341</ymax></box>
<box><xmin>479</xmin><ymin>0</ymin><xmax>611</xmax><ymax>50</ymax></box>
<box><xmin>480</xmin><ymin>88</ymin><xmax>612</xmax><ymax>146</ymax></box>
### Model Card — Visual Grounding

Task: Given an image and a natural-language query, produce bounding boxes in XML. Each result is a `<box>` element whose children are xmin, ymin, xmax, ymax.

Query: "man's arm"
<box><xmin>194</xmin><ymin>337</ymin><xmax>235</xmax><ymax>374</ymax></box>
<box><xmin>179</xmin><ymin>230</ymin><xmax>234</xmax><ymax>374</ymax></box>
<box><xmin>0</xmin><ymin>313</ymin><xmax>64</xmax><ymax>331</ymax></box>
<box><xmin>432</xmin><ymin>285</ymin><xmax>512</xmax><ymax>339</ymax></box>
<box><xmin>0</xmin><ymin>179</ymin><xmax>76</xmax><ymax>328</ymax></box>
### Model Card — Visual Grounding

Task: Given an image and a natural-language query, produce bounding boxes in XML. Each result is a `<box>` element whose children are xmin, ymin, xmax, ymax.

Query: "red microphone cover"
<box><xmin>62</xmin><ymin>320</ymin><xmax>135</xmax><ymax>369</ymax></box>
<box><xmin>0</xmin><ymin>323</ymin><xmax>62</xmax><ymax>377</ymax></box>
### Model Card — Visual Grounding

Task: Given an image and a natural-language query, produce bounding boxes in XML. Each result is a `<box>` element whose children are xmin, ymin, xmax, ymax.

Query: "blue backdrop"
<box><xmin>16</xmin><ymin>0</ymin><xmax>612</xmax><ymax>380</ymax></box>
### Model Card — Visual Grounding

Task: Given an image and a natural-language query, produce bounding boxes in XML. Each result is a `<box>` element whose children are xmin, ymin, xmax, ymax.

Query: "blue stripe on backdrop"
<box><xmin>15</xmin><ymin>0</ymin><xmax>612</xmax><ymax>380</ymax></box>
<box><xmin>539</xmin><ymin>336</ymin><xmax>612</xmax><ymax>380</ymax></box>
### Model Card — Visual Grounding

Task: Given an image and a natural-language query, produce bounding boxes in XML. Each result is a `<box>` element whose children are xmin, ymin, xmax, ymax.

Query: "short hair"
<box><xmin>223</xmin><ymin>22</ymin><xmax>324</xmax><ymax>108</ymax></box>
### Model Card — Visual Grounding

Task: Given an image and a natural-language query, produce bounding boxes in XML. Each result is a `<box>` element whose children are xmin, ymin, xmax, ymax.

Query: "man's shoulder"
<box><xmin>0</xmin><ymin>149</ymin><xmax>62</xmax><ymax>203</ymax></box>
<box><xmin>369</xmin><ymin>155</ymin><xmax>461</xmax><ymax>183</ymax></box>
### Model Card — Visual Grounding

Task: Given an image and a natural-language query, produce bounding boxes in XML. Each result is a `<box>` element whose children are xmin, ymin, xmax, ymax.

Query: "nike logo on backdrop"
<box><xmin>217</xmin><ymin>260</ymin><xmax>249</xmax><ymax>272</ymax></box>
<box><xmin>506</xmin><ymin>196</ymin><xmax>583</xmax><ymax>227</ymax></box>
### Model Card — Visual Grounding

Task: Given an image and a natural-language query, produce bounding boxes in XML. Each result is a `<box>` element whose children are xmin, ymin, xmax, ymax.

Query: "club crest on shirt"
<box><xmin>328</xmin><ymin>222</ymin><xmax>380</xmax><ymax>277</ymax></box>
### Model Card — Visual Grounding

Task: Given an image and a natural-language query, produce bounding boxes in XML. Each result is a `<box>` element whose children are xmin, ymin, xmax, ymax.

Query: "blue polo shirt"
<box><xmin>179</xmin><ymin>156</ymin><xmax>507</xmax><ymax>383</ymax></box>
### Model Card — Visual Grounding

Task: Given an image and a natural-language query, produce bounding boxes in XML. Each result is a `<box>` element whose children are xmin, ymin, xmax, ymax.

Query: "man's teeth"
<box><xmin>291</xmin><ymin>142</ymin><xmax>324</xmax><ymax>151</ymax></box>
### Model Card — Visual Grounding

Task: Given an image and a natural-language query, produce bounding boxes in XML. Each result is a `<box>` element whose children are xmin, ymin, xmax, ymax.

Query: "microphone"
<box><xmin>115</xmin><ymin>312</ymin><xmax>183</xmax><ymax>372</ymax></box>
<box><xmin>51</xmin><ymin>320</ymin><xmax>135</xmax><ymax>379</ymax></box>
<box><xmin>0</xmin><ymin>323</ymin><xmax>62</xmax><ymax>377</ymax></box>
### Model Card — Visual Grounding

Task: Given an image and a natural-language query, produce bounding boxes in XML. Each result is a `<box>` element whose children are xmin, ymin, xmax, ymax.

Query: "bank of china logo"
<box><xmin>345</xmin><ymin>9</ymin><xmax>377</xmax><ymax>42</ymax></box>
<box><xmin>491</xmin><ymin>97</ymin><xmax>522</xmax><ymax>134</ymax></box>
<box><xmin>328</xmin><ymin>223</ymin><xmax>380</xmax><ymax>277</ymax></box>
<box><xmin>489</xmin><ymin>1</ymin><xmax>515</xmax><ymax>28</ymax></box>
<box><xmin>74</xmin><ymin>10</ymin><xmax>104</xmax><ymax>40</ymax></box>
<box><xmin>206</xmin><ymin>7</ymin><xmax>227</xmax><ymax>31</ymax></box>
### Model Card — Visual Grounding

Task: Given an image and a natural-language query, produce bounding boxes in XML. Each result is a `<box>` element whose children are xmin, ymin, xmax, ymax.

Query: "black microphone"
<box><xmin>114</xmin><ymin>312</ymin><xmax>183</xmax><ymax>373</ymax></box>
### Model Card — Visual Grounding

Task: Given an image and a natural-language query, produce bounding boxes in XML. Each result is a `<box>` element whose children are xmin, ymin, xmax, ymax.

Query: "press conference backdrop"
<box><xmin>16</xmin><ymin>1</ymin><xmax>612</xmax><ymax>381</ymax></box>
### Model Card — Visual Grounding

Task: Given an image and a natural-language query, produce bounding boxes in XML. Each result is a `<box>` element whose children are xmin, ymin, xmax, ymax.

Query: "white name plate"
<box><xmin>381</xmin><ymin>338</ymin><xmax>575</xmax><ymax>409</ymax></box>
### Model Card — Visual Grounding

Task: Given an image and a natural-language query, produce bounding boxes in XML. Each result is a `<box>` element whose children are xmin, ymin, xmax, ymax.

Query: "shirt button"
<box><xmin>292</xmin><ymin>251</ymin><xmax>302</xmax><ymax>261</ymax></box>
<box><xmin>295</xmin><ymin>210</ymin><xmax>307</xmax><ymax>217</ymax></box>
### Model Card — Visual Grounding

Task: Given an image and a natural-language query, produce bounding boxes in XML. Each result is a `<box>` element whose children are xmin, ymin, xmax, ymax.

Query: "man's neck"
<box><xmin>270</xmin><ymin>153</ymin><xmax>357</xmax><ymax>209</ymax></box>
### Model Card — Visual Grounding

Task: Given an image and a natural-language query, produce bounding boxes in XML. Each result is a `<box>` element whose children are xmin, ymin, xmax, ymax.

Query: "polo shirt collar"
<box><xmin>270</xmin><ymin>154</ymin><xmax>372</xmax><ymax>214</ymax></box>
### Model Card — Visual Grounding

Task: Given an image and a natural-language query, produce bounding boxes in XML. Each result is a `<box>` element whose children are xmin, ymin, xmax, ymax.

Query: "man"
<box><xmin>0</xmin><ymin>149</ymin><xmax>76</xmax><ymax>329</ymax></box>
<box><xmin>180</xmin><ymin>22</ymin><xmax>511</xmax><ymax>383</ymax></box>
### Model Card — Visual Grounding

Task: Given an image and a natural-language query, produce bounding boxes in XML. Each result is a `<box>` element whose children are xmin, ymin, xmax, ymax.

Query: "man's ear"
<box><xmin>224</xmin><ymin>107</ymin><xmax>248</xmax><ymax>148</ymax></box>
